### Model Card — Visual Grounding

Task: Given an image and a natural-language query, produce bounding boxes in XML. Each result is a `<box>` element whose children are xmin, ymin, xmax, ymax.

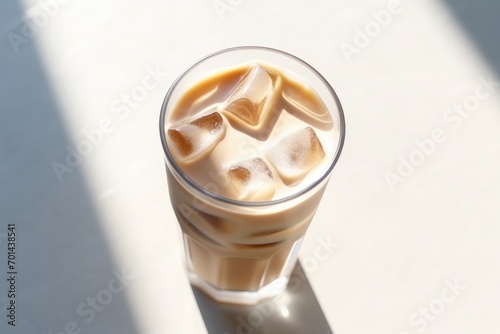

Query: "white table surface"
<box><xmin>1</xmin><ymin>0</ymin><xmax>499</xmax><ymax>333</ymax></box>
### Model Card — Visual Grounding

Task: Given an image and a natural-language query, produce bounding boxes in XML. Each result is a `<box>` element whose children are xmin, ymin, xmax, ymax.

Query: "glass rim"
<box><xmin>159</xmin><ymin>46</ymin><xmax>346</xmax><ymax>207</ymax></box>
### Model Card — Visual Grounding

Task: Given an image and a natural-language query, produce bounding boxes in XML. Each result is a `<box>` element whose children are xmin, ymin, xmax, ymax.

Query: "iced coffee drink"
<box><xmin>160</xmin><ymin>47</ymin><xmax>345</xmax><ymax>304</ymax></box>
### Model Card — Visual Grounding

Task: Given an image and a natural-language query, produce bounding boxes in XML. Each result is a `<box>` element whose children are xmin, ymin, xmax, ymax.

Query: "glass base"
<box><xmin>186</xmin><ymin>237</ymin><xmax>303</xmax><ymax>305</ymax></box>
<box><xmin>188</xmin><ymin>270</ymin><xmax>290</xmax><ymax>305</ymax></box>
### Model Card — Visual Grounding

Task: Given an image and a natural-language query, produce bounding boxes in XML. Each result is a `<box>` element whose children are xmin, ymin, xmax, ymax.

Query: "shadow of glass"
<box><xmin>0</xmin><ymin>2</ymin><xmax>139</xmax><ymax>333</ymax></box>
<box><xmin>192</xmin><ymin>261</ymin><xmax>334</xmax><ymax>334</ymax></box>
<box><xmin>441</xmin><ymin>0</ymin><xmax>500</xmax><ymax>75</ymax></box>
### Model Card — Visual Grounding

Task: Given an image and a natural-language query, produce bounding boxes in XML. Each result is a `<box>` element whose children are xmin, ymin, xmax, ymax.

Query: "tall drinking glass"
<box><xmin>159</xmin><ymin>46</ymin><xmax>345</xmax><ymax>304</ymax></box>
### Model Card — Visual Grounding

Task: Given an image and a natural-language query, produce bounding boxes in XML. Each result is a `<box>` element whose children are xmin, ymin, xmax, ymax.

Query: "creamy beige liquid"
<box><xmin>165</xmin><ymin>62</ymin><xmax>336</xmax><ymax>295</ymax></box>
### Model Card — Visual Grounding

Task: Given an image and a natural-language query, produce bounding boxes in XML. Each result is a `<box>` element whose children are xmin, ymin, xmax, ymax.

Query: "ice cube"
<box><xmin>167</xmin><ymin>111</ymin><xmax>226</xmax><ymax>164</ymax></box>
<box><xmin>266</xmin><ymin>127</ymin><xmax>325</xmax><ymax>185</ymax></box>
<box><xmin>221</xmin><ymin>64</ymin><xmax>282</xmax><ymax>139</ymax></box>
<box><xmin>227</xmin><ymin>158</ymin><xmax>275</xmax><ymax>201</ymax></box>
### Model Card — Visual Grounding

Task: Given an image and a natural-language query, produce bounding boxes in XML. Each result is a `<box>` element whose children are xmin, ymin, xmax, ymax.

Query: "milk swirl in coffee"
<box><xmin>166</xmin><ymin>63</ymin><xmax>335</xmax><ymax>201</ymax></box>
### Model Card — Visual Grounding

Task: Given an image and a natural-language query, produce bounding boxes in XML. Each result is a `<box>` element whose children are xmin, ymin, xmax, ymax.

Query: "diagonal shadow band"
<box><xmin>192</xmin><ymin>261</ymin><xmax>334</xmax><ymax>334</ymax></box>
<box><xmin>0</xmin><ymin>2</ymin><xmax>140</xmax><ymax>333</ymax></box>
<box><xmin>440</xmin><ymin>0</ymin><xmax>500</xmax><ymax>76</ymax></box>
